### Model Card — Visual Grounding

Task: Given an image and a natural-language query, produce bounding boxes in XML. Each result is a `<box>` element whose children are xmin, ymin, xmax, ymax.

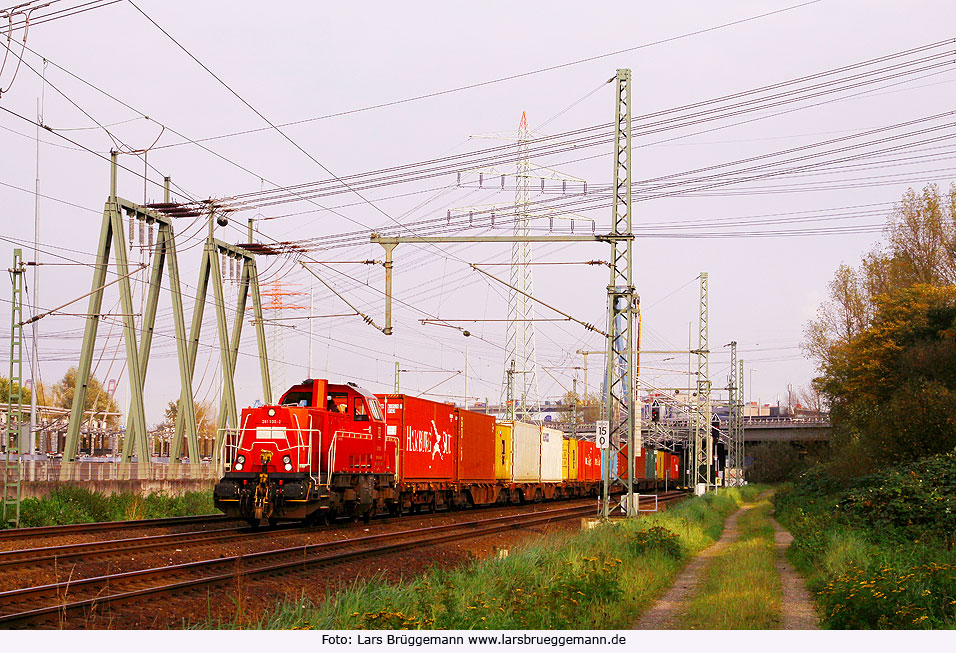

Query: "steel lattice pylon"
<box><xmin>65</xmin><ymin>160</ymin><xmax>196</xmax><ymax>465</ymax></box>
<box><xmin>739</xmin><ymin>359</ymin><xmax>746</xmax><ymax>484</ymax></box>
<box><xmin>728</xmin><ymin>341</ymin><xmax>739</xmax><ymax>486</ymax></box>
<box><xmin>694</xmin><ymin>272</ymin><xmax>712</xmax><ymax>490</ymax></box>
<box><xmin>501</xmin><ymin>112</ymin><xmax>540</xmax><ymax>420</ymax></box>
<box><xmin>601</xmin><ymin>69</ymin><xmax>638</xmax><ymax>519</ymax></box>
<box><xmin>4</xmin><ymin>249</ymin><xmax>25</xmax><ymax>528</ymax></box>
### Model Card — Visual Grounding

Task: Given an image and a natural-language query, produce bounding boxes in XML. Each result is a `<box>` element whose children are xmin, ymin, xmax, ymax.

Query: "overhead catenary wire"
<box><xmin>5</xmin><ymin>7</ymin><xmax>948</xmax><ymax>400</ymax></box>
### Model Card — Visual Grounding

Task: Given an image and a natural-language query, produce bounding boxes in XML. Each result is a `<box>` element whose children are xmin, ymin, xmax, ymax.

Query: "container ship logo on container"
<box><xmin>404</xmin><ymin>420</ymin><xmax>451</xmax><ymax>460</ymax></box>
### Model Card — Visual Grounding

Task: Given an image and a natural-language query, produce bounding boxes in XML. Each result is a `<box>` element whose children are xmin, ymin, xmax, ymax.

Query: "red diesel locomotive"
<box><xmin>213</xmin><ymin>378</ymin><xmax>680</xmax><ymax>526</ymax></box>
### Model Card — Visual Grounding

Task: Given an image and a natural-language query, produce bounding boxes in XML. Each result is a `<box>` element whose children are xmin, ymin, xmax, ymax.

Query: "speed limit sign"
<box><xmin>596</xmin><ymin>420</ymin><xmax>610</xmax><ymax>449</ymax></box>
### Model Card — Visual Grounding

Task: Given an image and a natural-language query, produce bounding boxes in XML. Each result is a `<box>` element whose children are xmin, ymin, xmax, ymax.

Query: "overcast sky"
<box><xmin>2</xmin><ymin>0</ymin><xmax>955</xmax><ymax>425</ymax></box>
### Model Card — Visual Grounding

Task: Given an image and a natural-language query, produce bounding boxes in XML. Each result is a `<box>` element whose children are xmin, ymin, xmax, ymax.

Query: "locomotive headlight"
<box><xmin>283</xmin><ymin>454</ymin><xmax>292</xmax><ymax>471</ymax></box>
<box><xmin>268</xmin><ymin>408</ymin><xmax>276</xmax><ymax>417</ymax></box>
<box><xmin>237</xmin><ymin>455</ymin><xmax>246</xmax><ymax>464</ymax></box>
<box><xmin>235</xmin><ymin>462</ymin><xmax>243</xmax><ymax>471</ymax></box>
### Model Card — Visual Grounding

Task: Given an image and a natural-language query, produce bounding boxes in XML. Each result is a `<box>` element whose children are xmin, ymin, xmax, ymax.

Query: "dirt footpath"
<box><xmin>769</xmin><ymin>517</ymin><xmax>819</xmax><ymax>629</ymax></box>
<box><xmin>633</xmin><ymin>495</ymin><xmax>819</xmax><ymax>630</ymax></box>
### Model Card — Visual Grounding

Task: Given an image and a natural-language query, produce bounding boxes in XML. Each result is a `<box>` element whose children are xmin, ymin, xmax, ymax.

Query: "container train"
<box><xmin>213</xmin><ymin>378</ymin><xmax>682</xmax><ymax>526</ymax></box>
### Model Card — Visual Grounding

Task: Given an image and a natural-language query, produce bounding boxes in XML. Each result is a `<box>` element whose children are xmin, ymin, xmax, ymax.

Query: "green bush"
<box><xmin>838</xmin><ymin>450</ymin><xmax>956</xmax><ymax>541</ymax></box>
<box><xmin>748</xmin><ymin>442</ymin><xmax>806</xmax><ymax>483</ymax></box>
<box><xmin>15</xmin><ymin>486</ymin><xmax>214</xmax><ymax>527</ymax></box>
<box><xmin>774</xmin><ymin>457</ymin><xmax>956</xmax><ymax>629</ymax></box>
<box><xmin>629</xmin><ymin>526</ymin><xmax>683</xmax><ymax>559</ymax></box>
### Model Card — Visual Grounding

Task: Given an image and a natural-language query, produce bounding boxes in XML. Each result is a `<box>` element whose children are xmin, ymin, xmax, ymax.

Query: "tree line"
<box><xmin>804</xmin><ymin>183</ymin><xmax>956</xmax><ymax>474</ymax></box>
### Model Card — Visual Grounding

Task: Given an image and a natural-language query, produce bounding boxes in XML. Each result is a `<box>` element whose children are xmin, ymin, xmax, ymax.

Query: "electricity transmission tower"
<box><xmin>501</xmin><ymin>111</ymin><xmax>540</xmax><ymax>420</ymax></box>
<box><xmin>259</xmin><ymin>279</ymin><xmax>307</xmax><ymax>399</ymax></box>
<box><xmin>462</xmin><ymin>113</ymin><xmax>585</xmax><ymax>420</ymax></box>
<box><xmin>371</xmin><ymin>69</ymin><xmax>639</xmax><ymax>520</ymax></box>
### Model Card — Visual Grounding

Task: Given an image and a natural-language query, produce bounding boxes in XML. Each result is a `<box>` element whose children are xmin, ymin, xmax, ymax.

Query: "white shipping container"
<box><xmin>540</xmin><ymin>427</ymin><xmax>563</xmax><ymax>482</ymax></box>
<box><xmin>509</xmin><ymin>421</ymin><xmax>541</xmax><ymax>482</ymax></box>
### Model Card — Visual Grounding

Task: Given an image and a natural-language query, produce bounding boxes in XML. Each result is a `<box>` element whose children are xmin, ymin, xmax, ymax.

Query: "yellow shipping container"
<box><xmin>494</xmin><ymin>422</ymin><xmax>512</xmax><ymax>480</ymax></box>
<box><xmin>655</xmin><ymin>451</ymin><xmax>665</xmax><ymax>479</ymax></box>
<box><xmin>562</xmin><ymin>437</ymin><xmax>579</xmax><ymax>481</ymax></box>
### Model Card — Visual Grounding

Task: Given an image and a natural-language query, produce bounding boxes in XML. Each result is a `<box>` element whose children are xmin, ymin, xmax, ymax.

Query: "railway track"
<box><xmin>0</xmin><ymin>514</ymin><xmax>232</xmax><ymax>542</ymax></box>
<box><xmin>0</xmin><ymin>493</ymin><xmax>685</xmax><ymax>627</ymax></box>
<box><xmin>0</xmin><ymin>491</ymin><xmax>685</xmax><ymax>570</ymax></box>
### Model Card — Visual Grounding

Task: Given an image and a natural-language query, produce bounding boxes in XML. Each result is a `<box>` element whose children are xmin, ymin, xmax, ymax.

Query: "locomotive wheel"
<box><xmin>245</xmin><ymin>518</ymin><xmax>260</xmax><ymax>530</ymax></box>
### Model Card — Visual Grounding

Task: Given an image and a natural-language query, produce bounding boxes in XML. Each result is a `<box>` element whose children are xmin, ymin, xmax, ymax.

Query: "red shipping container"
<box><xmin>576</xmin><ymin>439</ymin><xmax>590</xmax><ymax>482</ymax></box>
<box><xmin>669</xmin><ymin>452</ymin><xmax>680</xmax><ymax>481</ymax></box>
<box><xmin>617</xmin><ymin>444</ymin><xmax>644</xmax><ymax>481</ymax></box>
<box><xmin>376</xmin><ymin>394</ymin><xmax>458</xmax><ymax>482</ymax></box>
<box><xmin>456</xmin><ymin>408</ymin><xmax>496</xmax><ymax>482</ymax></box>
<box><xmin>579</xmin><ymin>440</ymin><xmax>601</xmax><ymax>482</ymax></box>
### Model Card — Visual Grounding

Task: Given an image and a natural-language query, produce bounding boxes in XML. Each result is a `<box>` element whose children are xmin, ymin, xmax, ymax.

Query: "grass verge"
<box><xmin>11</xmin><ymin>485</ymin><xmax>215</xmax><ymax>527</ymax></box>
<box><xmin>678</xmin><ymin>495</ymin><xmax>780</xmax><ymax>629</ymax></box>
<box><xmin>774</xmin><ymin>461</ymin><xmax>956</xmax><ymax>629</ymax></box>
<box><xmin>202</xmin><ymin>485</ymin><xmax>764</xmax><ymax>630</ymax></box>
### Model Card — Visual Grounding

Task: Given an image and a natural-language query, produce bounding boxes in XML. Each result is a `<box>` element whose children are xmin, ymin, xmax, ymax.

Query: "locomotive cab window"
<box><xmin>367</xmin><ymin>398</ymin><xmax>383</xmax><ymax>421</ymax></box>
<box><xmin>354</xmin><ymin>398</ymin><xmax>369</xmax><ymax>421</ymax></box>
<box><xmin>281</xmin><ymin>391</ymin><xmax>312</xmax><ymax>407</ymax></box>
<box><xmin>329</xmin><ymin>393</ymin><xmax>349</xmax><ymax>414</ymax></box>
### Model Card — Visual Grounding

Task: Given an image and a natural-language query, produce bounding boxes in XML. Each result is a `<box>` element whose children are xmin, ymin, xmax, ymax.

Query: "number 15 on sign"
<box><xmin>596</xmin><ymin>420</ymin><xmax>609</xmax><ymax>449</ymax></box>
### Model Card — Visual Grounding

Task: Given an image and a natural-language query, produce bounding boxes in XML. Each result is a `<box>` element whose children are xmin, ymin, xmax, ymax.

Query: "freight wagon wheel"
<box><xmin>269</xmin><ymin>518</ymin><xmax>279</xmax><ymax>527</ymax></box>
<box><xmin>245</xmin><ymin>519</ymin><xmax>260</xmax><ymax>530</ymax></box>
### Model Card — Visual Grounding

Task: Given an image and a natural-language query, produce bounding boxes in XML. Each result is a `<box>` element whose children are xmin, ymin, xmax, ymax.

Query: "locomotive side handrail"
<box><xmin>326</xmin><ymin>432</ymin><xmax>338</xmax><ymax>489</ymax></box>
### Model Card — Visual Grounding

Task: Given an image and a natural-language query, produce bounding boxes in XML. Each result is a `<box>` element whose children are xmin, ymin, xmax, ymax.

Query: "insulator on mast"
<box><xmin>479</xmin><ymin>173</ymin><xmax>483</xmax><ymax>188</ymax></box>
<box><xmin>583</xmin><ymin>181</ymin><xmax>587</xmax><ymax>195</ymax></box>
<box><xmin>457</xmin><ymin>171</ymin><xmax>461</xmax><ymax>187</ymax></box>
<box><xmin>549</xmin><ymin>217</ymin><xmax>553</xmax><ymax>232</ymax></box>
<box><xmin>447</xmin><ymin>209</ymin><xmax>451</xmax><ymax>225</ymax></box>
<box><xmin>139</xmin><ymin>220</ymin><xmax>145</xmax><ymax>249</ymax></box>
<box><xmin>500</xmin><ymin>175</ymin><xmax>505</xmax><ymax>189</ymax></box>
<box><xmin>469</xmin><ymin>210</ymin><xmax>473</xmax><ymax>226</ymax></box>
<box><xmin>147</xmin><ymin>223</ymin><xmax>154</xmax><ymax>249</ymax></box>
<box><xmin>540</xmin><ymin>178</ymin><xmax>545</xmax><ymax>192</ymax></box>
<box><xmin>491</xmin><ymin>211</ymin><xmax>495</xmax><ymax>228</ymax></box>
<box><xmin>570</xmin><ymin>220</ymin><xmax>574</xmax><ymax>233</ymax></box>
<box><xmin>562</xmin><ymin>180</ymin><xmax>566</xmax><ymax>194</ymax></box>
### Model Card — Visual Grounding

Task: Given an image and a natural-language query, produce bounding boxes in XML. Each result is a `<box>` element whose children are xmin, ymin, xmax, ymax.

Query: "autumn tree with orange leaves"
<box><xmin>805</xmin><ymin>183</ymin><xmax>956</xmax><ymax>470</ymax></box>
